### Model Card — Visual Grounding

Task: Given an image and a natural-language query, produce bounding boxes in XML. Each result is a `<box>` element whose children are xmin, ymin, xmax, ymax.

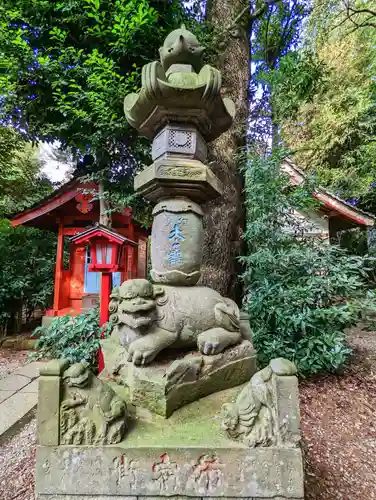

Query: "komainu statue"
<box><xmin>109</xmin><ymin>279</ymin><xmax>242</xmax><ymax>366</ymax></box>
<box><xmin>221</xmin><ymin>358</ymin><xmax>299</xmax><ymax>448</ymax></box>
<box><xmin>60</xmin><ymin>362</ymin><xmax>127</xmax><ymax>445</ymax></box>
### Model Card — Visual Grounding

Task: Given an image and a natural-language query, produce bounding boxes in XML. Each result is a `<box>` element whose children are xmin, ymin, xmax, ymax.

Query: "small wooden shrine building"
<box><xmin>11</xmin><ymin>179</ymin><xmax>149</xmax><ymax>322</ymax></box>
<box><xmin>282</xmin><ymin>159</ymin><xmax>375</xmax><ymax>242</ymax></box>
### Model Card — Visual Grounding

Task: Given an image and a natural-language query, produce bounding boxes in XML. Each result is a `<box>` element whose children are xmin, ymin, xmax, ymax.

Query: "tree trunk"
<box><xmin>199</xmin><ymin>0</ymin><xmax>250</xmax><ymax>305</ymax></box>
<box><xmin>98</xmin><ymin>179</ymin><xmax>112</xmax><ymax>227</ymax></box>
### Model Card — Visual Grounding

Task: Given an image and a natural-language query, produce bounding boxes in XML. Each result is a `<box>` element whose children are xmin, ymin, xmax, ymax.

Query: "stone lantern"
<box><xmin>34</xmin><ymin>26</ymin><xmax>304</xmax><ymax>500</ymax></box>
<box><xmin>102</xmin><ymin>24</ymin><xmax>258</xmax><ymax>410</ymax></box>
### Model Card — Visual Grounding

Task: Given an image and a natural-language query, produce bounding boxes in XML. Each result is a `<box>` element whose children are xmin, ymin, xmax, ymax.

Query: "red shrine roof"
<box><xmin>70</xmin><ymin>223</ymin><xmax>137</xmax><ymax>247</ymax></box>
<box><xmin>10</xmin><ymin>179</ymin><xmax>146</xmax><ymax>232</ymax></box>
<box><xmin>282</xmin><ymin>159</ymin><xmax>375</xmax><ymax>227</ymax></box>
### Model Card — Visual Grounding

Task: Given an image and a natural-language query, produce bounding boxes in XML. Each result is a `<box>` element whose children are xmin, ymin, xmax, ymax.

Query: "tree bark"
<box><xmin>199</xmin><ymin>0</ymin><xmax>250</xmax><ymax>305</ymax></box>
<box><xmin>98</xmin><ymin>179</ymin><xmax>112</xmax><ymax>228</ymax></box>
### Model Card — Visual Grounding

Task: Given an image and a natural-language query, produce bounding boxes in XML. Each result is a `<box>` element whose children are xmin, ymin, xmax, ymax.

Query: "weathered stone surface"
<box><xmin>108</xmin><ymin>281</ymin><xmax>244</xmax><ymax>370</ymax></box>
<box><xmin>14</xmin><ymin>361</ymin><xmax>44</xmax><ymax>379</ymax></box>
<box><xmin>152</xmin><ymin>124</ymin><xmax>207</xmax><ymax>163</ymax></box>
<box><xmin>59</xmin><ymin>362</ymin><xmax>128</xmax><ymax>445</ymax></box>
<box><xmin>150</xmin><ymin>198</ymin><xmax>203</xmax><ymax>285</ymax></box>
<box><xmin>37</xmin><ymin>374</ymin><xmax>62</xmax><ymax>445</ymax></box>
<box><xmin>36</xmin><ymin>496</ymin><xmax>137</xmax><ymax>500</ymax></box>
<box><xmin>35</xmin><ymin>385</ymin><xmax>304</xmax><ymax>499</ymax></box>
<box><xmin>37</xmin><ymin>497</ymin><xmax>202</xmax><ymax>500</ymax></box>
<box><xmin>0</xmin><ymin>392</ymin><xmax>37</xmax><ymax>436</ymax></box>
<box><xmin>37</xmin><ymin>360</ymin><xmax>69</xmax><ymax>446</ymax></box>
<box><xmin>272</xmin><ymin>367</ymin><xmax>300</xmax><ymax>447</ymax></box>
<box><xmin>221</xmin><ymin>358</ymin><xmax>301</xmax><ymax>449</ymax></box>
<box><xmin>0</xmin><ymin>374</ymin><xmax>31</xmax><ymax>392</ymax></box>
<box><xmin>37</xmin><ymin>497</ymin><xmax>301</xmax><ymax>500</ymax></box>
<box><xmin>102</xmin><ymin>338</ymin><xmax>256</xmax><ymax>417</ymax></box>
<box><xmin>19</xmin><ymin>378</ymin><xmax>39</xmax><ymax>393</ymax></box>
<box><xmin>0</xmin><ymin>390</ymin><xmax>15</xmax><ymax>403</ymax></box>
<box><xmin>239</xmin><ymin>311</ymin><xmax>252</xmax><ymax>342</ymax></box>
<box><xmin>123</xmin><ymin>26</ymin><xmax>235</xmax><ymax>142</ymax></box>
<box><xmin>36</xmin><ymin>496</ymin><xmax>300</xmax><ymax>500</ymax></box>
<box><xmin>139</xmin><ymin>497</ymin><xmax>200</xmax><ymax>500</ymax></box>
<box><xmin>36</xmin><ymin>445</ymin><xmax>303</xmax><ymax>498</ymax></box>
<box><xmin>134</xmin><ymin>158</ymin><xmax>223</xmax><ymax>204</ymax></box>
<box><xmin>40</xmin><ymin>359</ymin><xmax>70</xmax><ymax>377</ymax></box>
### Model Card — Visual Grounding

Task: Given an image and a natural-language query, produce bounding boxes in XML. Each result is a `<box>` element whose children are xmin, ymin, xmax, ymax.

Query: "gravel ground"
<box><xmin>0</xmin><ymin>328</ymin><xmax>375</xmax><ymax>499</ymax></box>
<box><xmin>0</xmin><ymin>349</ymin><xmax>30</xmax><ymax>380</ymax></box>
<box><xmin>0</xmin><ymin>416</ymin><xmax>36</xmax><ymax>500</ymax></box>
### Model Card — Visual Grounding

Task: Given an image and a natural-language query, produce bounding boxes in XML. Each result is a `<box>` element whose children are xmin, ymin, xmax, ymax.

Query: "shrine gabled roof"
<box><xmin>10</xmin><ymin>179</ymin><xmax>149</xmax><ymax>232</ymax></box>
<box><xmin>70</xmin><ymin>223</ymin><xmax>137</xmax><ymax>247</ymax></box>
<box><xmin>282</xmin><ymin>159</ymin><xmax>375</xmax><ymax>227</ymax></box>
<box><xmin>10</xmin><ymin>178</ymin><xmax>97</xmax><ymax>229</ymax></box>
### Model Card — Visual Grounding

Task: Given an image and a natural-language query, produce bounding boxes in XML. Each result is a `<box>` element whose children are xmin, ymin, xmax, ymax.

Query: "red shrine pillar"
<box><xmin>53</xmin><ymin>222</ymin><xmax>64</xmax><ymax>314</ymax></box>
<box><xmin>98</xmin><ymin>272</ymin><xmax>112</xmax><ymax>374</ymax></box>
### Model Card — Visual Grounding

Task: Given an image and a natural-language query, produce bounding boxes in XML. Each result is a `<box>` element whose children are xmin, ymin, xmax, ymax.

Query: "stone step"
<box><xmin>0</xmin><ymin>390</ymin><xmax>37</xmax><ymax>437</ymax></box>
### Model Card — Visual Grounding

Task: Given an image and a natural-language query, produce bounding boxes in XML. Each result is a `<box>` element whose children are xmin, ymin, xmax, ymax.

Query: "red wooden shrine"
<box><xmin>11</xmin><ymin>179</ymin><xmax>149</xmax><ymax>321</ymax></box>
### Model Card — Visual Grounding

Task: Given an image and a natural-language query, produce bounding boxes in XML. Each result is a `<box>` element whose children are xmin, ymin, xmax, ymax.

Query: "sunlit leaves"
<box><xmin>282</xmin><ymin>0</ymin><xmax>376</xmax><ymax>199</ymax></box>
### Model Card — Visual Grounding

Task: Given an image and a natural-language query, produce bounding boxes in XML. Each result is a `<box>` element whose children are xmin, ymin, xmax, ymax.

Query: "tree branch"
<box><xmin>341</xmin><ymin>0</ymin><xmax>376</xmax><ymax>31</ymax></box>
<box><xmin>225</xmin><ymin>1</ymin><xmax>279</xmax><ymax>32</ymax></box>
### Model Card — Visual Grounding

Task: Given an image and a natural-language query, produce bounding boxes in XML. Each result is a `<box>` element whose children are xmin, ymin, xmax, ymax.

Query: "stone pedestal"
<box><xmin>101</xmin><ymin>338</ymin><xmax>257</xmax><ymax>417</ymax></box>
<box><xmin>35</xmin><ymin>383</ymin><xmax>304</xmax><ymax>500</ymax></box>
<box><xmin>134</xmin><ymin>158</ymin><xmax>223</xmax><ymax>205</ymax></box>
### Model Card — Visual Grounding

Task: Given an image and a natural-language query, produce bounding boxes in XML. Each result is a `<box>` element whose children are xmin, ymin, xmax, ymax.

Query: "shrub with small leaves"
<box><xmin>240</xmin><ymin>149</ymin><xmax>375</xmax><ymax>376</ymax></box>
<box><xmin>31</xmin><ymin>308</ymin><xmax>111</xmax><ymax>372</ymax></box>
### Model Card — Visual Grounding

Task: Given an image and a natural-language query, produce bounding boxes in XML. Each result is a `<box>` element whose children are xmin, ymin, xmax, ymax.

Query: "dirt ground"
<box><xmin>302</xmin><ymin>327</ymin><xmax>376</xmax><ymax>499</ymax></box>
<box><xmin>0</xmin><ymin>349</ymin><xmax>29</xmax><ymax>380</ymax></box>
<box><xmin>0</xmin><ymin>329</ymin><xmax>375</xmax><ymax>500</ymax></box>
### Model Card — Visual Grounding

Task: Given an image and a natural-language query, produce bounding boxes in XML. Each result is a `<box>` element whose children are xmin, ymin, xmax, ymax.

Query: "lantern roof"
<box><xmin>70</xmin><ymin>223</ymin><xmax>137</xmax><ymax>247</ymax></box>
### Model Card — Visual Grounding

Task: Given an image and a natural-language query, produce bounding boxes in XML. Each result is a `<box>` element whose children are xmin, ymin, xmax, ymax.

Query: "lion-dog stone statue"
<box><xmin>109</xmin><ymin>279</ymin><xmax>242</xmax><ymax>366</ymax></box>
<box><xmin>60</xmin><ymin>362</ymin><xmax>127</xmax><ymax>444</ymax></box>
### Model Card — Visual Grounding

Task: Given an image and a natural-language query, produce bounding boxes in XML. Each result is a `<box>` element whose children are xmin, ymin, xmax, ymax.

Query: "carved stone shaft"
<box><xmin>151</xmin><ymin>198</ymin><xmax>203</xmax><ymax>285</ymax></box>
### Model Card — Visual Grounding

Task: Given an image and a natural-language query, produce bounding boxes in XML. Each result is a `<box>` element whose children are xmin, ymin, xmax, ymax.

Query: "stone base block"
<box><xmin>36</xmin><ymin>444</ymin><xmax>303</xmax><ymax>499</ymax></box>
<box><xmin>35</xmin><ymin>383</ymin><xmax>304</xmax><ymax>500</ymax></box>
<box><xmin>101</xmin><ymin>339</ymin><xmax>257</xmax><ymax>418</ymax></box>
<box><xmin>134</xmin><ymin>159</ymin><xmax>223</xmax><ymax>204</ymax></box>
<box><xmin>36</xmin><ymin>497</ymin><xmax>297</xmax><ymax>500</ymax></box>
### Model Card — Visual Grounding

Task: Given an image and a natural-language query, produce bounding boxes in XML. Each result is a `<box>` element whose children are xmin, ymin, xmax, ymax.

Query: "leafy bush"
<box><xmin>0</xmin><ymin>219</ymin><xmax>56</xmax><ymax>336</ymax></box>
<box><xmin>240</xmin><ymin>150</ymin><xmax>374</xmax><ymax>376</ymax></box>
<box><xmin>31</xmin><ymin>308</ymin><xmax>110</xmax><ymax>371</ymax></box>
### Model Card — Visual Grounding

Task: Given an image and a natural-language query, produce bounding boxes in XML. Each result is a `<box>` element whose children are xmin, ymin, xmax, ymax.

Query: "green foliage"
<box><xmin>31</xmin><ymin>308</ymin><xmax>110</xmax><ymax>371</ymax></box>
<box><xmin>0</xmin><ymin>126</ymin><xmax>53</xmax><ymax>216</ymax></box>
<box><xmin>250</xmin><ymin>0</ymin><xmax>317</xmax><ymax>147</ymax></box>
<box><xmin>257</xmin><ymin>51</ymin><xmax>325</xmax><ymax>123</ymax></box>
<box><xmin>0</xmin><ymin>0</ymin><xmax>195</xmax><ymax>212</ymax></box>
<box><xmin>282</xmin><ymin>0</ymin><xmax>376</xmax><ymax>199</ymax></box>
<box><xmin>240</xmin><ymin>150</ymin><xmax>372</xmax><ymax>376</ymax></box>
<box><xmin>252</xmin><ymin>0</ymin><xmax>309</xmax><ymax>69</ymax></box>
<box><xmin>0</xmin><ymin>219</ymin><xmax>56</xmax><ymax>335</ymax></box>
